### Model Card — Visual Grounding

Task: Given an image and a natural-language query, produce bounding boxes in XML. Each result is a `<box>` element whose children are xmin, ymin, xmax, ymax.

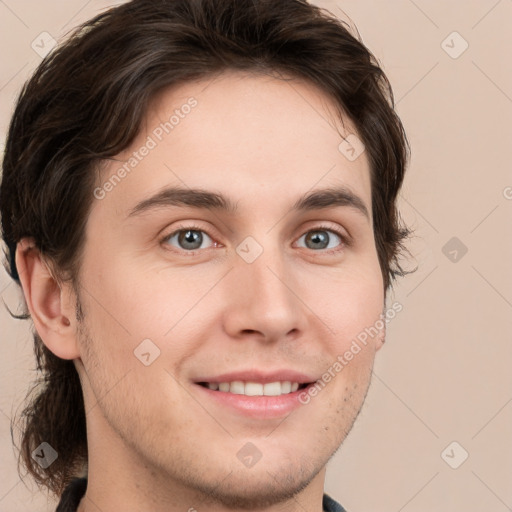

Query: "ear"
<box><xmin>15</xmin><ymin>237</ymin><xmax>80</xmax><ymax>360</ymax></box>
<box><xmin>374</xmin><ymin>315</ymin><xmax>386</xmax><ymax>352</ymax></box>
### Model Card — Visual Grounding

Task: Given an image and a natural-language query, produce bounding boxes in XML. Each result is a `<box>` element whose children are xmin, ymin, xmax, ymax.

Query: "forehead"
<box><xmin>92</xmin><ymin>70</ymin><xmax>372</xmax><ymax>224</ymax></box>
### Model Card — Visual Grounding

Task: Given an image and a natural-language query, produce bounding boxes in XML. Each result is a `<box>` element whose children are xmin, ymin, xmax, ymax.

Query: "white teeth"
<box><xmin>230</xmin><ymin>381</ymin><xmax>245</xmax><ymax>395</ymax></box>
<box><xmin>203</xmin><ymin>380</ymin><xmax>305</xmax><ymax>396</ymax></box>
<box><xmin>245</xmin><ymin>382</ymin><xmax>264</xmax><ymax>396</ymax></box>
<box><xmin>263</xmin><ymin>382</ymin><xmax>282</xmax><ymax>396</ymax></box>
<box><xmin>281</xmin><ymin>381</ymin><xmax>292</xmax><ymax>394</ymax></box>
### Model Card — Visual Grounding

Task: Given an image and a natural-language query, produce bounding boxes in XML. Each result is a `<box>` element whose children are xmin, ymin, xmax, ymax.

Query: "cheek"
<box><xmin>79</xmin><ymin>253</ymin><xmax>185</xmax><ymax>340</ymax></box>
<box><xmin>77</xmin><ymin>255</ymin><xmax>224</xmax><ymax>384</ymax></box>
<box><xmin>302</xmin><ymin>262</ymin><xmax>384</xmax><ymax>349</ymax></box>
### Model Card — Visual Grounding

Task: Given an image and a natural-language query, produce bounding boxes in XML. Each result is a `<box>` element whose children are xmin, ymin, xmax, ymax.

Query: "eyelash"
<box><xmin>160</xmin><ymin>223</ymin><xmax>351</xmax><ymax>256</ymax></box>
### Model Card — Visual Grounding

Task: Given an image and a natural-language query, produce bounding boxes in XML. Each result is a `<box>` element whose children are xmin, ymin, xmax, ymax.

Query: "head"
<box><xmin>1</xmin><ymin>0</ymin><xmax>412</xmax><ymax>505</ymax></box>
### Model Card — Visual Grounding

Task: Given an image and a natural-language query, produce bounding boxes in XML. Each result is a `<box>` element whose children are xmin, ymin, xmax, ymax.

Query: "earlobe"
<box><xmin>375</xmin><ymin>333</ymin><xmax>385</xmax><ymax>352</ymax></box>
<box><xmin>375</xmin><ymin>318</ymin><xmax>386</xmax><ymax>352</ymax></box>
<box><xmin>15</xmin><ymin>237</ymin><xmax>80</xmax><ymax>360</ymax></box>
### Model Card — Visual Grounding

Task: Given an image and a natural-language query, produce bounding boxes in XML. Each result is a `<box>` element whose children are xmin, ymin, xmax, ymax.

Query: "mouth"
<box><xmin>196</xmin><ymin>380</ymin><xmax>311</xmax><ymax>397</ymax></box>
<box><xmin>192</xmin><ymin>370</ymin><xmax>319</xmax><ymax>418</ymax></box>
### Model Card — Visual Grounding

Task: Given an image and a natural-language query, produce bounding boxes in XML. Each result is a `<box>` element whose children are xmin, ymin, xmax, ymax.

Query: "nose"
<box><xmin>221</xmin><ymin>244</ymin><xmax>308</xmax><ymax>343</ymax></box>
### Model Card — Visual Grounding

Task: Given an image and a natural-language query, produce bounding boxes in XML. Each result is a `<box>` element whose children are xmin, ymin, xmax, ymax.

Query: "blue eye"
<box><xmin>163</xmin><ymin>226</ymin><xmax>215</xmax><ymax>252</ymax></box>
<box><xmin>161</xmin><ymin>224</ymin><xmax>348</xmax><ymax>255</ymax></box>
<box><xmin>296</xmin><ymin>227</ymin><xmax>346</xmax><ymax>252</ymax></box>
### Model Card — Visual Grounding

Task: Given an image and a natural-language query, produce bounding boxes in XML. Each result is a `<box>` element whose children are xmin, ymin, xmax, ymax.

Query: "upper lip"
<box><xmin>194</xmin><ymin>369</ymin><xmax>318</xmax><ymax>384</ymax></box>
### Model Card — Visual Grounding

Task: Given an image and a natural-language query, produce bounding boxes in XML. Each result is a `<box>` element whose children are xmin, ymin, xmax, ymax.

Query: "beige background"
<box><xmin>1</xmin><ymin>1</ymin><xmax>511</xmax><ymax>510</ymax></box>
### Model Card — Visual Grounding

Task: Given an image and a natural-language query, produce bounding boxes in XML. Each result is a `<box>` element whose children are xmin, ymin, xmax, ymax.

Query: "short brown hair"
<box><xmin>0</xmin><ymin>0</ymin><xmax>412</xmax><ymax>496</ymax></box>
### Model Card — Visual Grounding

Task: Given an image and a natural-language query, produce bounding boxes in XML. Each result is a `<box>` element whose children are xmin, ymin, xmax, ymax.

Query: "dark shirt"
<box><xmin>56</xmin><ymin>477</ymin><xmax>347</xmax><ymax>511</ymax></box>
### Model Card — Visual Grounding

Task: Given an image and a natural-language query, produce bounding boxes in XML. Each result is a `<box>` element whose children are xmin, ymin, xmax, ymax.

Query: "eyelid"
<box><xmin>160</xmin><ymin>221</ymin><xmax>351</xmax><ymax>254</ymax></box>
<box><xmin>160</xmin><ymin>222</ymin><xmax>220</xmax><ymax>254</ymax></box>
<box><xmin>294</xmin><ymin>222</ymin><xmax>352</xmax><ymax>252</ymax></box>
<box><xmin>312</xmin><ymin>223</ymin><xmax>351</xmax><ymax>244</ymax></box>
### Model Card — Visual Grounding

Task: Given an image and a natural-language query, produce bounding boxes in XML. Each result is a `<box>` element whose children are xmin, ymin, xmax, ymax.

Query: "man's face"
<box><xmin>74</xmin><ymin>71</ymin><xmax>384</xmax><ymax>507</ymax></box>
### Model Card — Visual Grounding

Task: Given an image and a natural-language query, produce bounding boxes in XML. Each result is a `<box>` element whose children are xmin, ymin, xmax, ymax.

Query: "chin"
<box><xmin>194</xmin><ymin>464</ymin><xmax>322</xmax><ymax>510</ymax></box>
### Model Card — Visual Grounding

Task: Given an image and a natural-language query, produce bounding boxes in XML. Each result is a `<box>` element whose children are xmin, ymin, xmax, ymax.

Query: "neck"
<box><xmin>77</xmin><ymin>409</ymin><xmax>328</xmax><ymax>512</ymax></box>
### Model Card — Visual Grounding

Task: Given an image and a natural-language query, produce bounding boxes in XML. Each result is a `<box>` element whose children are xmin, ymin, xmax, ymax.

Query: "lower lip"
<box><xmin>194</xmin><ymin>383</ymin><xmax>314</xmax><ymax>419</ymax></box>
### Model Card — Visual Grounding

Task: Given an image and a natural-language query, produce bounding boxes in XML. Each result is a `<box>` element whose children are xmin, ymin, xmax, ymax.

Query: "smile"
<box><xmin>198</xmin><ymin>381</ymin><xmax>309</xmax><ymax>396</ymax></box>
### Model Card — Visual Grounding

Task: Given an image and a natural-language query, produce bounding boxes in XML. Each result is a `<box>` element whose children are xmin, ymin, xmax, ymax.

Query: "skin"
<box><xmin>16</xmin><ymin>70</ymin><xmax>385</xmax><ymax>512</ymax></box>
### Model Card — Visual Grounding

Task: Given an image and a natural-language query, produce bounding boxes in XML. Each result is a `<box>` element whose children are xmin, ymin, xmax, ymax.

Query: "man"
<box><xmin>0</xmin><ymin>0</ymin><xmax>411</xmax><ymax>510</ymax></box>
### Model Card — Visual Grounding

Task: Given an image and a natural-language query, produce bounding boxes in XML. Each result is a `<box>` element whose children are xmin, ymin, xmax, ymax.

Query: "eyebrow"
<box><xmin>127</xmin><ymin>185</ymin><xmax>369</xmax><ymax>220</ymax></box>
